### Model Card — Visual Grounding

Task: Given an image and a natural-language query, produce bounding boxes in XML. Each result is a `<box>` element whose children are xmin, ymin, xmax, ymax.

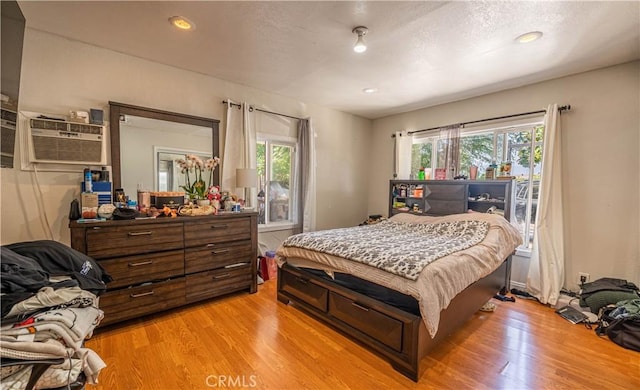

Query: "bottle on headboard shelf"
<box><xmin>485</xmin><ymin>161</ymin><xmax>497</xmax><ymax>180</ymax></box>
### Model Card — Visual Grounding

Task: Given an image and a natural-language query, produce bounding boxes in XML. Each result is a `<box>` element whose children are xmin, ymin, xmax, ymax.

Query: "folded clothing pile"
<box><xmin>579</xmin><ymin>277</ymin><xmax>639</xmax><ymax>314</ymax></box>
<box><xmin>1</xmin><ymin>240</ymin><xmax>112</xmax><ymax>389</ymax></box>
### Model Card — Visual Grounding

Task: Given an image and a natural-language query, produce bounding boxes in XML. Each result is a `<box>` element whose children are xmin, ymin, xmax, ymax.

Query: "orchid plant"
<box><xmin>176</xmin><ymin>154</ymin><xmax>221</xmax><ymax>200</ymax></box>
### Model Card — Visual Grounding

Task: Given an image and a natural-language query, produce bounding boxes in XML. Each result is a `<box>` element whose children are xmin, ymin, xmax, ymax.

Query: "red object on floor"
<box><xmin>259</xmin><ymin>256</ymin><xmax>269</xmax><ymax>281</ymax></box>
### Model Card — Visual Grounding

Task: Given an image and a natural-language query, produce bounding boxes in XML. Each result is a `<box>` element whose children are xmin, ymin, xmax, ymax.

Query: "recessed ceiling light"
<box><xmin>363</xmin><ymin>88</ymin><xmax>377</xmax><ymax>94</ymax></box>
<box><xmin>516</xmin><ymin>31</ymin><xmax>543</xmax><ymax>43</ymax></box>
<box><xmin>169</xmin><ymin>16</ymin><xmax>196</xmax><ymax>31</ymax></box>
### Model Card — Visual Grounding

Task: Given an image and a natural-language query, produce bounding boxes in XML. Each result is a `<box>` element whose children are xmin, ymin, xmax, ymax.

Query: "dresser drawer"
<box><xmin>280</xmin><ymin>267</ymin><xmax>328</xmax><ymax>312</ymax></box>
<box><xmin>426</xmin><ymin>184</ymin><xmax>466</xmax><ymax>200</ymax></box>
<box><xmin>99</xmin><ymin>278</ymin><xmax>185</xmax><ymax>326</ymax></box>
<box><xmin>329</xmin><ymin>291</ymin><xmax>403</xmax><ymax>352</ymax></box>
<box><xmin>100</xmin><ymin>249</ymin><xmax>185</xmax><ymax>289</ymax></box>
<box><xmin>86</xmin><ymin>223</ymin><xmax>184</xmax><ymax>259</ymax></box>
<box><xmin>185</xmin><ymin>240</ymin><xmax>253</xmax><ymax>274</ymax></box>
<box><xmin>184</xmin><ymin>217</ymin><xmax>251</xmax><ymax>247</ymax></box>
<box><xmin>185</xmin><ymin>264</ymin><xmax>253</xmax><ymax>302</ymax></box>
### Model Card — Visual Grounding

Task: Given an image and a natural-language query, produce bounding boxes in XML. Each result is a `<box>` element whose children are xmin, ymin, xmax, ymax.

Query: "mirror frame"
<box><xmin>109</xmin><ymin>101</ymin><xmax>220</xmax><ymax>191</ymax></box>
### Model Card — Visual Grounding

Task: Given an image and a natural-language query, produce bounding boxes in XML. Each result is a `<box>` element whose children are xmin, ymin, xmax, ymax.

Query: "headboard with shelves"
<box><xmin>389</xmin><ymin>179</ymin><xmax>515</xmax><ymax>221</ymax></box>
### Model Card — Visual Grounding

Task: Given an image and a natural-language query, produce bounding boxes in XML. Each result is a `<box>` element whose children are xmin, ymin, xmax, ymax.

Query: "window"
<box><xmin>411</xmin><ymin>122</ymin><xmax>544</xmax><ymax>251</ymax></box>
<box><xmin>256</xmin><ymin>136</ymin><xmax>298</xmax><ymax>227</ymax></box>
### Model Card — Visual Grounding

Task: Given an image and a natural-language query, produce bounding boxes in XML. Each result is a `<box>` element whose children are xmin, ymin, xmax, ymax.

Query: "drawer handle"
<box><xmin>128</xmin><ymin>231</ymin><xmax>153</xmax><ymax>237</ymax></box>
<box><xmin>130</xmin><ymin>291</ymin><xmax>154</xmax><ymax>298</ymax></box>
<box><xmin>296</xmin><ymin>277</ymin><xmax>308</xmax><ymax>285</ymax></box>
<box><xmin>211</xmin><ymin>249</ymin><xmax>230</xmax><ymax>255</ymax></box>
<box><xmin>213</xmin><ymin>273</ymin><xmax>231</xmax><ymax>279</ymax></box>
<box><xmin>206</xmin><ymin>243</ymin><xmax>216</xmax><ymax>248</ymax></box>
<box><xmin>128</xmin><ymin>260</ymin><xmax>153</xmax><ymax>267</ymax></box>
<box><xmin>210</xmin><ymin>224</ymin><xmax>229</xmax><ymax>229</ymax></box>
<box><xmin>351</xmin><ymin>302</ymin><xmax>370</xmax><ymax>312</ymax></box>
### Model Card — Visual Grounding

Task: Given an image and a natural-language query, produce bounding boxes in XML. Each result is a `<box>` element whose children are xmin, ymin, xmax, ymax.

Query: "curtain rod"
<box><xmin>222</xmin><ymin>100</ymin><xmax>242</xmax><ymax>109</ymax></box>
<box><xmin>391</xmin><ymin>104</ymin><xmax>571</xmax><ymax>138</ymax></box>
<box><xmin>248</xmin><ymin>106</ymin><xmax>303</xmax><ymax>121</ymax></box>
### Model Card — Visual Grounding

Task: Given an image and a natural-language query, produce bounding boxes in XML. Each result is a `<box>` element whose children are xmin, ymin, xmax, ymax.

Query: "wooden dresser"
<box><xmin>69</xmin><ymin>212</ymin><xmax>258</xmax><ymax>326</ymax></box>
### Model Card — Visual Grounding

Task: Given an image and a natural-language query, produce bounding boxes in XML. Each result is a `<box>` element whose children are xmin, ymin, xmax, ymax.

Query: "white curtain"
<box><xmin>298</xmin><ymin>118</ymin><xmax>316</xmax><ymax>232</ymax></box>
<box><xmin>394</xmin><ymin>131</ymin><xmax>412</xmax><ymax>179</ymax></box>
<box><xmin>243</xmin><ymin>103</ymin><xmax>257</xmax><ymax>206</ymax></box>
<box><xmin>221</xmin><ymin>100</ymin><xmax>243</xmax><ymax>193</ymax></box>
<box><xmin>439</xmin><ymin>124</ymin><xmax>461</xmax><ymax>179</ymax></box>
<box><xmin>527</xmin><ymin>104</ymin><xmax>565</xmax><ymax>305</ymax></box>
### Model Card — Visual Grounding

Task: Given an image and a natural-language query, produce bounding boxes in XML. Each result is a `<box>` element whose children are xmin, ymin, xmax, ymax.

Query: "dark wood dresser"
<box><xmin>69</xmin><ymin>212</ymin><xmax>258</xmax><ymax>326</ymax></box>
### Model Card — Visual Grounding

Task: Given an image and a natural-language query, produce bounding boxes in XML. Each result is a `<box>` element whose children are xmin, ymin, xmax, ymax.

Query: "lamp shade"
<box><xmin>236</xmin><ymin>168</ymin><xmax>258</xmax><ymax>188</ymax></box>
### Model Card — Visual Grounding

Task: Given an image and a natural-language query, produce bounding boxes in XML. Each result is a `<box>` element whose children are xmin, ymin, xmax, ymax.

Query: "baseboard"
<box><xmin>510</xmin><ymin>280</ymin><xmax>526</xmax><ymax>291</ymax></box>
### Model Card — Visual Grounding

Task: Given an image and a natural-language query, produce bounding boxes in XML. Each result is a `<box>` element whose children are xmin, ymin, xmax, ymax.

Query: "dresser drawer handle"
<box><xmin>130</xmin><ymin>291</ymin><xmax>154</xmax><ymax>298</ymax></box>
<box><xmin>128</xmin><ymin>231</ymin><xmax>152</xmax><ymax>236</ymax></box>
<box><xmin>211</xmin><ymin>249</ymin><xmax>230</xmax><ymax>255</ymax></box>
<box><xmin>213</xmin><ymin>273</ymin><xmax>230</xmax><ymax>279</ymax></box>
<box><xmin>128</xmin><ymin>260</ymin><xmax>153</xmax><ymax>267</ymax></box>
<box><xmin>296</xmin><ymin>277</ymin><xmax>308</xmax><ymax>285</ymax></box>
<box><xmin>351</xmin><ymin>302</ymin><xmax>370</xmax><ymax>312</ymax></box>
<box><xmin>210</xmin><ymin>224</ymin><xmax>229</xmax><ymax>229</ymax></box>
<box><xmin>206</xmin><ymin>243</ymin><xmax>216</xmax><ymax>248</ymax></box>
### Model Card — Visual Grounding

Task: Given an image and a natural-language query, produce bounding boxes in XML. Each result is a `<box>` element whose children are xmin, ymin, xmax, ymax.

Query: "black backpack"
<box><xmin>595</xmin><ymin>304</ymin><xmax>640</xmax><ymax>352</ymax></box>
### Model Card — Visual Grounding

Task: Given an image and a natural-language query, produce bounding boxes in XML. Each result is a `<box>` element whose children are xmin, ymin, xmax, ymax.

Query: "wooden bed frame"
<box><xmin>277</xmin><ymin>257</ymin><xmax>511</xmax><ymax>381</ymax></box>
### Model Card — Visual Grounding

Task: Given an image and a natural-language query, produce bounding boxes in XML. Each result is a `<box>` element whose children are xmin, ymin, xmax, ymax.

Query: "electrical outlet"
<box><xmin>578</xmin><ymin>272</ymin><xmax>590</xmax><ymax>285</ymax></box>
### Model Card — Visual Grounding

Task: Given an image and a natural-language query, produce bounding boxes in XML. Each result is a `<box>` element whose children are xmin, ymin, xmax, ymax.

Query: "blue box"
<box><xmin>81</xmin><ymin>182</ymin><xmax>112</xmax><ymax>206</ymax></box>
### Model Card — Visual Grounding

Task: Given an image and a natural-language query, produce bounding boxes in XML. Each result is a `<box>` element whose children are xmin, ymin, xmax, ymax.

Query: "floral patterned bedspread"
<box><xmin>282</xmin><ymin>219</ymin><xmax>490</xmax><ymax>280</ymax></box>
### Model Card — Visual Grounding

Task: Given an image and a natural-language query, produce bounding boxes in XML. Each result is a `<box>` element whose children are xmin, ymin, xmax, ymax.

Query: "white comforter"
<box><xmin>276</xmin><ymin>213</ymin><xmax>522</xmax><ymax>338</ymax></box>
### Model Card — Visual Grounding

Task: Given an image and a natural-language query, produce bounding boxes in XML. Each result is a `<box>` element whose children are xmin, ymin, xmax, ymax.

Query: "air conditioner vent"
<box><xmin>27</xmin><ymin>117</ymin><xmax>106</xmax><ymax>165</ymax></box>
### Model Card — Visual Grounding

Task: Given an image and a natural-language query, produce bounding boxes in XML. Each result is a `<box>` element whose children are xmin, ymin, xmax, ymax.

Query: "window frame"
<box><xmin>256</xmin><ymin>133</ymin><xmax>299</xmax><ymax>231</ymax></box>
<box><xmin>410</xmin><ymin>119</ymin><xmax>544</xmax><ymax>253</ymax></box>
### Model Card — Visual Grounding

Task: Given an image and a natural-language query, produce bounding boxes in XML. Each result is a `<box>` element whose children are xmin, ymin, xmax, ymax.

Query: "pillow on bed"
<box><xmin>388</xmin><ymin>213</ymin><xmax>437</xmax><ymax>224</ymax></box>
<box><xmin>5</xmin><ymin>240</ymin><xmax>112</xmax><ymax>294</ymax></box>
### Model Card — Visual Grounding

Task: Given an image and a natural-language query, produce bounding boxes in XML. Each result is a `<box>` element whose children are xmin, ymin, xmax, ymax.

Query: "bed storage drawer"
<box><xmin>99</xmin><ymin>278</ymin><xmax>185</xmax><ymax>326</ymax></box>
<box><xmin>280</xmin><ymin>267</ymin><xmax>328</xmax><ymax>312</ymax></box>
<box><xmin>329</xmin><ymin>292</ymin><xmax>403</xmax><ymax>352</ymax></box>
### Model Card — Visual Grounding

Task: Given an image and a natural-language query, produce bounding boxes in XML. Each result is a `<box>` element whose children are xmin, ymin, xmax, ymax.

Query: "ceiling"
<box><xmin>17</xmin><ymin>1</ymin><xmax>640</xmax><ymax>119</ymax></box>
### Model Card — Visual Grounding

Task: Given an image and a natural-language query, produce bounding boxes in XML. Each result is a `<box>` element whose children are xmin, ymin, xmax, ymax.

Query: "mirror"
<box><xmin>1</xmin><ymin>1</ymin><xmax>26</xmax><ymax>168</ymax></box>
<box><xmin>109</xmin><ymin>102</ymin><xmax>220</xmax><ymax>197</ymax></box>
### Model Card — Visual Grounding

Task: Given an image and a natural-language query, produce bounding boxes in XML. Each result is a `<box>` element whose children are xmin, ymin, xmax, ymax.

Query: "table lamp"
<box><xmin>236</xmin><ymin>168</ymin><xmax>258</xmax><ymax>208</ymax></box>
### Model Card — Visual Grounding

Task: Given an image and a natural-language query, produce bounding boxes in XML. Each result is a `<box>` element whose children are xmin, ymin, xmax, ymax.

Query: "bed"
<box><xmin>276</xmin><ymin>212</ymin><xmax>522</xmax><ymax>381</ymax></box>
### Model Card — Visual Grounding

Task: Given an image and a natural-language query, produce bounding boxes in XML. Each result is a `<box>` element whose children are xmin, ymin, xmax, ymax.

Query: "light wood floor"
<box><xmin>86</xmin><ymin>281</ymin><xmax>640</xmax><ymax>389</ymax></box>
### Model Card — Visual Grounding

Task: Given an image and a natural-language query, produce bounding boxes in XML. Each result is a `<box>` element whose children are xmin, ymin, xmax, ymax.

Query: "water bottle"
<box><xmin>84</xmin><ymin>168</ymin><xmax>93</xmax><ymax>193</ymax></box>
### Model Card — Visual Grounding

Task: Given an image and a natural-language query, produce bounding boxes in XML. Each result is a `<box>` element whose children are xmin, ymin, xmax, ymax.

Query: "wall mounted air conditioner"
<box><xmin>26</xmin><ymin>116</ymin><xmax>106</xmax><ymax>165</ymax></box>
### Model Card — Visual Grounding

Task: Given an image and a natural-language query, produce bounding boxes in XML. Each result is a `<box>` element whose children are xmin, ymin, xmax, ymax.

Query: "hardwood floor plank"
<box><xmin>86</xmin><ymin>281</ymin><xmax>640</xmax><ymax>389</ymax></box>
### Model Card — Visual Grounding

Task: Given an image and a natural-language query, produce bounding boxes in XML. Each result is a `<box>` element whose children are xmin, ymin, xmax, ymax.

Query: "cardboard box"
<box><xmin>81</xmin><ymin>192</ymin><xmax>98</xmax><ymax>219</ymax></box>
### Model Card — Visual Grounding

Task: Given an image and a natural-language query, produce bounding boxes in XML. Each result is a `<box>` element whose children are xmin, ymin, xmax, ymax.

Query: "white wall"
<box><xmin>0</xmin><ymin>29</ymin><xmax>372</xmax><ymax>246</ymax></box>
<box><xmin>368</xmin><ymin>61</ymin><xmax>640</xmax><ymax>290</ymax></box>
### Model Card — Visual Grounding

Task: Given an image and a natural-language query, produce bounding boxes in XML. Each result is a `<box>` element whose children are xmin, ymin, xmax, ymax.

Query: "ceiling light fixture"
<box><xmin>352</xmin><ymin>26</ymin><xmax>368</xmax><ymax>53</ymax></box>
<box><xmin>363</xmin><ymin>88</ymin><xmax>377</xmax><ymax>94</ymax></box>
<box><xmin>516</xmin><ymin>31</ymin><xmax>543</xmax><ymax>43</ymax></box>
<box><xmin>169</xmin><ymin>16</ymin><xmax>196</xmax><ymax>31</ymax></box>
